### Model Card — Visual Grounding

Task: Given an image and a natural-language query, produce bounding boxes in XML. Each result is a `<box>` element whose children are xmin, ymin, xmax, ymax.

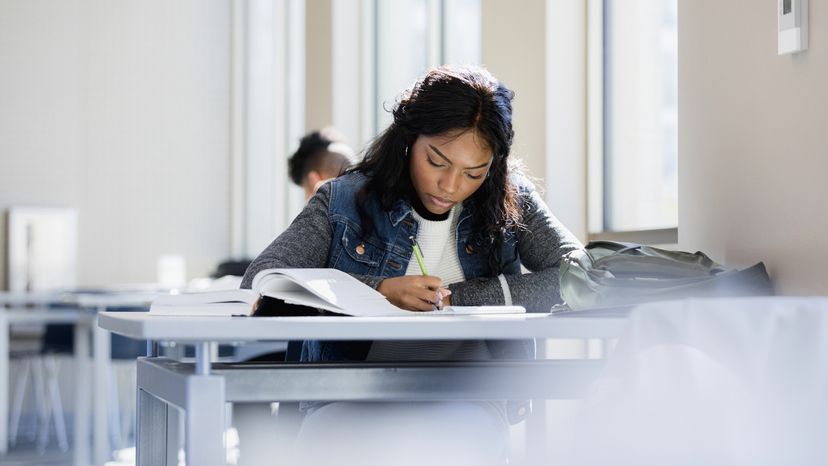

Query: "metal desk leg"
<box><xmin>0</xmin><ymin>313</ymin><xmax>8</xmax><ymax>455</ymax></box>
<box><xmin>184</xmin><ymin>372</ymin><xmax>226</xmax><ymax>466</ymax></box>
<box><xmin>93</xmin><ymin>312</ymin><xmax>112</xmax><ymax>465</ymax></box>
<box><xmin>187</xmin><ymin>342</ymin><xmax>225</xmax><ymax>465</ymax></box>
<box><xmin>135</xmin><ymin>378</ymin><xmax>225</xmax><ymax>466</ymax></box>
<box><xmin>73</xmin><ymin>318</ymin><xmax>91</xmax><ymax>466</ymax></box>
<box><xmin>527</xmin><ymin>338</ymin><xmax>549</xmax><ymax>464</ymax></box>
<box><xmin>136</xmin><ymin>354</ymin><xmax>226</xmax><ymax>466</ymax></box>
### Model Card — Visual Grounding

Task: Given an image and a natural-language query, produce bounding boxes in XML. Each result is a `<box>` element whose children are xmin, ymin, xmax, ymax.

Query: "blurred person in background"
<box><xmin>288</xmin><ymin>126</ymin><xmax>356</xmax><ymax>201</ymax></box>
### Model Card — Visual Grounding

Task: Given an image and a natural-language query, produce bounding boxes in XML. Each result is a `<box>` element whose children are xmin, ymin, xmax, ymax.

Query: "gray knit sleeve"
<box><xmin>240</xmin><ymin>185</ymin><xmax>334</xmax><ymax>289</ymax></box>
<box><xmin>447</xmin><ymin>186</ymin><xmax>584</xmax><ymax>312</ymax></box>
<box><xmin>240</xmin><ymin>183</ymin><xmax>385</xmax><ymax>291</ymax></box>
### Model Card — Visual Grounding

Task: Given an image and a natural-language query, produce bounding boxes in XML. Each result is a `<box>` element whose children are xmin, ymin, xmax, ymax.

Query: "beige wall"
<box><xmin>305</xmin><ymin>0</ymin><xmax>333</xmax><ymax>131</ymax></box>
<box><xmin>482</xmin><ymin>0</ymin><xmax>548</xmax><ymax>187</ymax></box>
<box><xmin>679</xmin><ymin>1</ymin><xmax>828</xmax><ymax>294</ymax></box>
<box><xmin>0</xmin><ymin>0</ymin><xmax>232</xmax><ymax>286</ymax></box>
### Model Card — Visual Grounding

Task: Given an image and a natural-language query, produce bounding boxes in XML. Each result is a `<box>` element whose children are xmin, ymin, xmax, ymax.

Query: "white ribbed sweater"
<box><xmin>403</xmin><ymin>206</ymin><xmax>465</xmax><ymax>285</ymax></box>
<box><xmin>367</xmin><ymin>205</ymin><xmax>491</xmax><ymax>361</ymax></box>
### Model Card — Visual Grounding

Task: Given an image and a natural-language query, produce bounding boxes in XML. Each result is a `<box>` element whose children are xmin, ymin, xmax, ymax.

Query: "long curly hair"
<box><xmin>350</xmin><ymin>65</ymin><xmax>523</xmax><ymax>276</ymax></box>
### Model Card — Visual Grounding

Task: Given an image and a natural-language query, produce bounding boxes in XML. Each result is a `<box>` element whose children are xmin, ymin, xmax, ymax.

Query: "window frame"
<box><xmin>586</xmin><ymin>0</ymin><xmax>678</xmax><ymax>246</ymax></box>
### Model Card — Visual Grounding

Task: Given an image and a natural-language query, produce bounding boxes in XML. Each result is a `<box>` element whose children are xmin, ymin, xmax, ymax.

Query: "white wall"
<box><xmin>0</xmin><ymin>0</ymin><xmax>232</xmax><ymax>286</ymax></box>
<box><xmin>679</xmin><ymin>0</ymin><xmax>828</xmax><ymax>294</ymax></box>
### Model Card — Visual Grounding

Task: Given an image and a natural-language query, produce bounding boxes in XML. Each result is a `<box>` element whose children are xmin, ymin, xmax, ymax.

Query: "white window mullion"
<box><xmin>230</xmin><ymin>0</ymin><xmax>247</xmax><ymax>258</ymax></box>
<box><xmin>270</xmin><ymin>2</ymin><xmax>288</xmax><ymax>239</ymax></box>
<box><xmin>242</xmin><ymin>0</ymin><xmax>289</xmax><ymax>258</ymax></box>
<box><xmin>428</xmin><ymin>0</ymin><xmax>443</xmax><ymax>67</ymax></box>
<box><xmin>544</xmin><ymin>0</ymin><xmax>588</xmax><ymax>242</ymax></box>
<box><xmin>285</xmin><ymin>0</ymin><xmax>306</xmax><ymax>221</ymax></box>
<box><xmin>587</xmin><ymin>0</ymin><xmax>604</xmax><ymax>235</ymax></box>
<box><xmin>360</xmin><ymin>0</ymin><xmax>377</xmax><ymax>144</ymax></box>
<box><xmin>332</xmin><ymin>0</ymin><xmax>362</xmax><ymax>152</ymax></box>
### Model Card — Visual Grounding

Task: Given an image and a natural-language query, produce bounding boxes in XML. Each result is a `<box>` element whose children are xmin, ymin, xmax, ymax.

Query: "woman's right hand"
<box><xmin>377</xmin><ymin>276</ymin><xmax>452</xmax><ymax>312</ymax></box>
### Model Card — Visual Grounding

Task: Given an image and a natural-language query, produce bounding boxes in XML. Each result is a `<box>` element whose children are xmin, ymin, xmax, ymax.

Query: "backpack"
<box><xmin>559</xmin><ymin>241</ymin><xmax>774</xmax><ymax>311</ymax></box>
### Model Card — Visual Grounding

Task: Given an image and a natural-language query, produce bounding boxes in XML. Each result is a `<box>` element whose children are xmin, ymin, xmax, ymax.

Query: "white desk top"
<box><xmin>98</xmin><ymin>310</ymin><xmax>629</xmax><ymax>342</ymax></box>
<box><xmin>0</xmin><ymin>290</ymin><xmax>158</xmax><ymax>309</ymax></box>
<box><xmin>0</xmin><ymin>291</ymin><xmax>73</xmax><ymax>306</ymax></box>
<box><xmin>74</xmin><ymin>292</ymin><xmax>158</xmax><ymax>308</ymax></box>
<box><xmin>0</xmin><ymin>308</ymin><xmax>91</xmax><ymax>325</ymax></box>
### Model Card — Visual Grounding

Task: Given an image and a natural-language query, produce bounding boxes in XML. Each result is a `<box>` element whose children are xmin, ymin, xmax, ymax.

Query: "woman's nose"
<box><xmin>439</xmin><ymin>171</ymin><xmax>460</xmax><ymax>194</ymax></box>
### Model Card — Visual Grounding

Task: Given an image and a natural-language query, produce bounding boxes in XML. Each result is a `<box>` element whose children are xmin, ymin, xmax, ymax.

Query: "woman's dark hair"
<box><xmin>350</xmin><ymin>65</ymin><xmax>522</xmax><ymax>276</ymax></box>
<box><xmin>288</xmin><ymin>127</ymin><xmax>354</xmax><ymax>186</ymax></box>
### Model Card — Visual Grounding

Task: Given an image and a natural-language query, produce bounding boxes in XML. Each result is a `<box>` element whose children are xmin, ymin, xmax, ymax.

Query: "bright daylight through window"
<box><xmin>601</xmin><ymin>0</ymin><xmax>678</xmax><ymax>233</ymax></box>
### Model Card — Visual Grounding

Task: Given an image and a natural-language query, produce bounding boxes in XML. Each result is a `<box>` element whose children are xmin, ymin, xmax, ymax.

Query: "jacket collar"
<box><xmin>387</xmin><ymin>198</ymin><xmax>414</xmax><ymax>227</ymax></box>
<box><xmin>387</xmin><ymin>196</ymin><xmax>476</xmax><ymax>228</ymax></box>
<box><xmin>457</xmin><ymin>198</ymin><xmax>475</xmax><ymax>228</ymax></box>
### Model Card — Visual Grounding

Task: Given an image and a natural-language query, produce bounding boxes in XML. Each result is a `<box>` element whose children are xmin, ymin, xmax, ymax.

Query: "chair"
<box><xmin>8</xmin><ymin>325</ymin><xmax>69</xmax><ymax>453</ymax></box>
<box><xmin>21</xmin><ymin>307</ymin><xmax>147</xmax><ymax>457</ymax></box>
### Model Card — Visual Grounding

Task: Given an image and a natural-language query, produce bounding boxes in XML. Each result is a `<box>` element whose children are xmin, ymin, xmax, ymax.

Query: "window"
<box><xmin>235</xmin><ymin>0</ymin><xmax>482</xmax><ymax>258</ymax></box>
<box><xmin>589</xmin><ymin>0</ymin><xmax>678</xmax><ymax>241</ymax></box>
<box><xmin>442</xmin><ymin>0</ymin><xmax>481</xmax><ymax>66</ymax></box>
<box><xmin>372</xmin><ymin>0</ymin><xmax>481</xmax><ymax>134</ymax></box>
<box><xmin>232</xmin><ymin>0</ymin><xmax>304</xmax><ymax>258</ymax></box>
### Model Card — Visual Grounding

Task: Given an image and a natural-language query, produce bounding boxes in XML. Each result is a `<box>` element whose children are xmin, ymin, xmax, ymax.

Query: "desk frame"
<box><xmin>1</xmin><ymin>293</ymin><xmax>156</xmax><ymax>466</ymax></box>
<box><xmin>136</xmin><ymin>356</ymin><xmax>606</xmax><ymax>466</ymax></box>
<box><xmin>99</xmin><ymin>312</ymin><xmax>628</xmax><ymax>466</ymax></box>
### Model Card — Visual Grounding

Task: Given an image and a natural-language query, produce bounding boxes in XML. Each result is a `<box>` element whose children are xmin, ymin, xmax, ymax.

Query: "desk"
<box><xmin>0</xmin><ymin>307</ymin><xmax>93</xmax><ymax>466</ymax></box>
<box><xmin>99</xmin><ymin>311</ymin><xmax>628</xmax><ymax>466</ymax></box>
<box><xmin>0</xmin><ymin>292</ymin><xmax>158</xmax><ymax>466</ymax></box>
<box><xmin>75</xmin><ymin>292</ymin><xmax>157</xmax><ymax>466</ymax></box>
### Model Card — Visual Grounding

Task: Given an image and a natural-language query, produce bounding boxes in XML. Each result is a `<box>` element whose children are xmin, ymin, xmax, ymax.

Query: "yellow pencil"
<box><xmin>409</xmin><ymin>236</ymin><xmax>429</xmax><ymax>276</ymax></box>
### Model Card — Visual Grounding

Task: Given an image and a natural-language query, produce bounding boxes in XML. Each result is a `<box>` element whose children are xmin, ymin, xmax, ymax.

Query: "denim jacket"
<box><xmin>307</xmin><ymin>172</ymin><xmax>531</xmax><ymax>363</ymax></box>
<box><xmin>242</xmin><ymin>171</ymin><xmax>583</xmax><ymax>423</ymax></box>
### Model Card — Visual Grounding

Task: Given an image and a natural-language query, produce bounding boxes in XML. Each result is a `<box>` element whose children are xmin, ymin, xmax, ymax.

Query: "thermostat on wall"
<box><xmin>778</xmin><ymin>0</ymin><xmax>808</xmax><ymax>55</ymax></box>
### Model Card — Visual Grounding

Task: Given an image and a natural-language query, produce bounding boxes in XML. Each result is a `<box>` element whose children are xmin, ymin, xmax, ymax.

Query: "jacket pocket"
<box><xmin>334</xmin><ymin>224</ymin><xmax>383</xmax><ymax>274</ymax></box>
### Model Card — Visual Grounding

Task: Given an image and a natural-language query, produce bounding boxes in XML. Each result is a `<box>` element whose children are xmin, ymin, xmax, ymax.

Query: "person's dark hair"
<box><xmin>351</xmin><ymin>65</ymin><xmax>522</xmax><ymax>276</ymax></box>
<box><xmin>288</xmin><ymin>127</ymin><xmax>355</xmax><ymax>186</ymax></box>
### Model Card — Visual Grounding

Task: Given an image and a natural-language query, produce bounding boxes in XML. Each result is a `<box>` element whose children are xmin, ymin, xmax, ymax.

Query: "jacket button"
<box><xmin>355</xmin><ymin>243</ymin><xmax>366</xmax><ymax>255</ymax></box>
<box><xmin>465</xmin><ymin>244</ymin><xmax>475</xmax><ymax>254</ymax></box>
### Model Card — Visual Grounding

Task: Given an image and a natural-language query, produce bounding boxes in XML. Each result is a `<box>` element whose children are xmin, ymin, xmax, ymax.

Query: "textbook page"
<box><xmin>150</xmin><ymin>288</ymin><xmax>258</xmax><ymax>316</ymax></box>
<box><xmin>152</xmin><ymin>289</ymin><xmax>258</xmax><ymax>307</ymax></box>
<box><xmin>254</xmin><ymin>268</ymin><xmax>409</xmax><ymax>317</ymax></box>
<box><xmin>250</xmin><ymin>268</ymin><xmax>529</xmax><ymax>317</ymax></box>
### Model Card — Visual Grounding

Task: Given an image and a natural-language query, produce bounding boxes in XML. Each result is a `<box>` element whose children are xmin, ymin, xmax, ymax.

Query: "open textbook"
<box><xmin>150</xmin><ymin>268</ymin><xmax>526</xmax><ymax>317</ymax></box>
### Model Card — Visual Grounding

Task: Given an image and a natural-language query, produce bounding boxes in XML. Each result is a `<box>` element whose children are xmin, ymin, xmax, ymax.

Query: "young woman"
<box><xmin>241</xmin><ymin>65</ymin><xmax>582</xmax><ymax>465</ymax></box>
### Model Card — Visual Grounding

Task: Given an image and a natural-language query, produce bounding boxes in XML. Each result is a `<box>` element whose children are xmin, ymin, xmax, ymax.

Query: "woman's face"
<box><xmin>409</xmin><ymin>130</ymin><xmax>493</xmax><ymax>215</ymax></box>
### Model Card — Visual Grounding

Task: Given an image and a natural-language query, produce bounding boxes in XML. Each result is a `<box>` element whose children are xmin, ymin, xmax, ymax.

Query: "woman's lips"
<box><xmin>428</xmin><ymin>194</ymin><xmax>454</xmax><ymax>209</ymax></box>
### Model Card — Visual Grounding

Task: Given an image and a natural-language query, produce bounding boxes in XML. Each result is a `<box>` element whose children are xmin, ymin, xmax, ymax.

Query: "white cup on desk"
<box><xmin>157</xmin><ymin>254</ymin><xmax>186</xmax><ymax>289</ymax></box>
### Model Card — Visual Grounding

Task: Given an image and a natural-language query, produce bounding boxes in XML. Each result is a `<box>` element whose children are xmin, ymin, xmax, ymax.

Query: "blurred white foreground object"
<box><xmin>559</xmin><ymin>297</ymin><xmax>828</xmax><ymax>466</ymax></box>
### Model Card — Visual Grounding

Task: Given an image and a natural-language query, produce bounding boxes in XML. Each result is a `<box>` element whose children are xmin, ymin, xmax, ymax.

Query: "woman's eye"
<box><xmin>465</xmin><ymin>173</ymin><xmax>483</xmax><ymax>180</ymax></box>
<box><xmin>426</xmin><ymin>157</ymin><xmax>443</xmax><ymax>168</ymax></box>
